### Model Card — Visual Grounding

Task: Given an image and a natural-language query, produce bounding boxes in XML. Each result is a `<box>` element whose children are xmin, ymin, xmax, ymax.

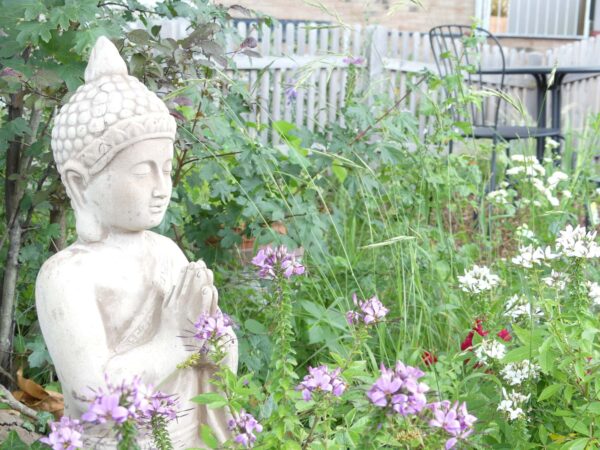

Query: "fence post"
<box><xmin>367</xmin><ymin>25</ymin><xmax>387</xmax><ymax>102</ymax></box>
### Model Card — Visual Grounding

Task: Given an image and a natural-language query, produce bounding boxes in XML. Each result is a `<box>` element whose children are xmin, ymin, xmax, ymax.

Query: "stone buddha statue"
<box><xmin>35</xmin><ymin>36</ymin><xmax>237</xmax><ymax>448</ymax></box>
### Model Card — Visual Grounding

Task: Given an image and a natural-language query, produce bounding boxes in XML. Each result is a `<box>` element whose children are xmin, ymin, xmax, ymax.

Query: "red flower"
<box><xmin>473</xmin><ymin>319</ymin><xmax>489</xmax><ymax>337</ymax></box>
<box><xmin>421</xmin><ymin>351</ymin><xmax>438</xmax><ymax>367</ymax></box>
<box><xmin>461</xmin><ymin>331</ymin><xmax>475</xmax><ymax>351</ymax></box>
<box><xmin>497</xmin><ymin>328</ymin><xmax>512</xmax><ymax>342</ymax></box>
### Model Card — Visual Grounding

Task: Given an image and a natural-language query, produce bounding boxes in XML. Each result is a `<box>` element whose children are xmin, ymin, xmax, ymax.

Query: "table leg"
<box><xmin>550</xmin><ymin>73</ymin><xmax>566</xmax><ymax>161</ymax></box>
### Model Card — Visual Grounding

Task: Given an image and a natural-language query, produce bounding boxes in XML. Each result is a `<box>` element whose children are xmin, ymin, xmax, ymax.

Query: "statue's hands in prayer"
<box><xmin>165</xmin><ymin>260</ymin><xmax>217</xmax><ymax>327</ymax></box>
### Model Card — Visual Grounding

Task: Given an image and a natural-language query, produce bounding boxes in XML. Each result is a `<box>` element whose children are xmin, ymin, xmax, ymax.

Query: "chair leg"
<box><xmin>448</xmin><ymin>140</ymin><xmax>454</xmax><ymax>155</ymax></box>
<box><xmin>489</xmin><ymin>141</ymin><xmax>497</xmax><ymax>193</ymax></box>
<box><xmin>536</xmin><ymin>136</ymin><xmax>545</xmax><ymax>163</ymax></box>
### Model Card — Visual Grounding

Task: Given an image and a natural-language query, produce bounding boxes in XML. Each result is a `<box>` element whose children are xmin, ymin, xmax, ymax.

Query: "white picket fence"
<box><xmin>160</xmin><ymin>19</ymin><xmax>600</xmax><ymax>142</ymax></box>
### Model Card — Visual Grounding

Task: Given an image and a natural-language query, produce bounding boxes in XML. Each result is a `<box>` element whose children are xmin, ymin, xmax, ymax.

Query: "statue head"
<box><xmin>51</xmin><ymin>37</ymin><xmax>177</xmax><ymax>242</ymax></box>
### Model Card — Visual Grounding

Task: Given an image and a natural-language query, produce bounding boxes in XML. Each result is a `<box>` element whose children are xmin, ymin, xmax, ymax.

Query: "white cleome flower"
<box><xmin>541</xmin><ymin>270</ymin><xmax>569</xmax><ymax>291</ymax></box>
<box><xmin>547</xmin><ymin>171</ymin><xmax>568</xmax><ymax>189</ymax></box>
<box><xmin>458</xmin><ymin>265</ymin><xmax>501</xmax><ymax>294</ymax></box>
<box><xmin>475</xmin><ymin>339</ymin><xmax>506</xmax><ymax>364</ymax></box>
<box><xmin>511</xmin><ymin>245</ymin><xmax>557</xmax><ymax>269</ymax></box>
<box><xmin>545</xmin><ymin>137</ymin><xmax>560</xmax><ymax>150</ymax></box>
<box><xmin>500</xmin><ymin>360</ymin><xmax>541</xmax><ymax>386</ymax></box>
<box><xmin>487</xmin><ymin>189</ymin><xmax>510</xmax><ymax>205</ymax></box>
<box><xmin>587</xmin><ymin>281</ymin><xmax>600</xmax><ymax>307</ymax></box>
<box><xmin>498</xmin><ymin>388</ymin><xmax>530</xmax><ymax>421</ymax></box>
<box><xmin>516</xmin><ymin>224</ymin><xmax>537</xmax><ymax>242</ymax></box>
<box><xmin>555</xmin><ymin>224</ymin><xmax>600</xmax><ymax>258</ymax></box>
<box><xmin>504</xmin><ymin>295</ymin><xmax>543</xmax><ymax>321</ymax></box>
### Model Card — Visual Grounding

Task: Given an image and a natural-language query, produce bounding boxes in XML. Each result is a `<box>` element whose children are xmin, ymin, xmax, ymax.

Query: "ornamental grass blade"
<box><xmin>360</xmin><ymin>235</ymin><xmax>416</xmax><ymax>249</ymax></box>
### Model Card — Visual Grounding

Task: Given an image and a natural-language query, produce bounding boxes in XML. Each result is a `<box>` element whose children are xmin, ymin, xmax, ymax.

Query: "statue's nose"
<box><xmin>152</xmin><ymin>172</ymin><xmax>170</xmax><ymax>199</ymax></box>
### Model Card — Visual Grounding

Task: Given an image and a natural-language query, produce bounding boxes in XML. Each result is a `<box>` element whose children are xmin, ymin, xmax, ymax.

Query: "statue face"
<box><xmin>82</xmin><ymin>138</ymin><xmax>174</xmax><ymax>233</ymax></box>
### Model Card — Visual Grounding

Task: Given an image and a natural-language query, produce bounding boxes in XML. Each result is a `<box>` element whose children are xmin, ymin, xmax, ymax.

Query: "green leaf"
<box><xmin>0</xmin><ymin>431</ymin><xmax>28</xmax><ymax>450</ymax></box>
<box><xmin>332</xmin><ymin>165</ymin><xmax>348</xmax><ymax>183</ymax></box>
<box><xmin>583</xmin><ymin>402</ymin><xmax>600</xmax><ymax>415</ymax></box>
<box><xmin>502</xmin><ymin>345</ymin><xmax>536</xmax><ymax>364</ymax></box>
<box><xmin>190</xmin><ymin>393</ymin><xmax>227</xmax><ymax>408</ymax></box>
<box><xmin>199</xmin><ymin>424</ymin><xmax>219</xmax><ymax>449</ymax></box>
<box><xmin>538</xmin><ymin>337</ymin><xmax>557</xmax><ymax>374</ymax></box>
<box><xmin>538</xmin><ymin>384</ymin><xmax>562</xmax><ymax>401</ymax></box>
<box><xmin>563</xmin><ymin>417</ymin><xmax>591</xmax><ymax>436</ymax></box>
<box><xmin>244</xmin><ymin>319</ymin><xmax>267</xmax><ymax>334</ymax></box>
<box><xmin>127</xmin><ymin>29</ymin><xmax>151</xmax><ymax>45</ymax></box>
<box><xmin>563</xmin><ymin>438</ymin><xmax>591</xmax><ymax>450</ymax></box>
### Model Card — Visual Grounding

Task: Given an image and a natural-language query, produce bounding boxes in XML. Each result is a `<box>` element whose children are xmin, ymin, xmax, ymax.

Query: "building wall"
<box><xmin>220</xmin><ymin>0</ymin><xmax>579</xmax><ymax>51</ymax></box>
<box><xmin>222</xmin><ymin>0</ymin><xmax>476</xmax><ymax>30</ymax></box>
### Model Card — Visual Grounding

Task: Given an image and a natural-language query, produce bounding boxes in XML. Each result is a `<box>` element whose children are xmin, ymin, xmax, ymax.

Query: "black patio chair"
<box><xmin>428</xmin><ymin>25</ymin><xmax>560</xmax><ymax>190</ymax></box>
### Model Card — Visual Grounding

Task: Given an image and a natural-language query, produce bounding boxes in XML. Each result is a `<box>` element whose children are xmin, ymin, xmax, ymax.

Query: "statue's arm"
<box><xmin>35</xmin><ymin>257</ymin><xmax>187</xmax><ymax>413</ymax></box>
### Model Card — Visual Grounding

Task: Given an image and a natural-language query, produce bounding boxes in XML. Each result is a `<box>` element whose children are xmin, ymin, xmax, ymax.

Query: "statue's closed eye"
<box><xmin>131</xmin><ymin>161</ymin><xmax>152</xmax><ymax>175</ymax></box>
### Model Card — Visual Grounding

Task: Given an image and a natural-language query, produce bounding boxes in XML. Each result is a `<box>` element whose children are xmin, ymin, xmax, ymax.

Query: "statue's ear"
<box><xmin>61</xmin><ymin>161</ymin><xmax>89</xmax><ymax>210</ymax></box>
<box><xmin>60</xmin><ymin>160</ymin><xmax>105</xmax><ymax>243</ymax></box>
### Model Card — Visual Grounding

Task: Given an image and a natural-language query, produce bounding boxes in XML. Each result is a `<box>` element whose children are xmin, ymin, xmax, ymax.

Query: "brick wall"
<box><xmin>220</xmin><ymin>0</ymin><xmax>476</xmax><ymax>31</ymax></box>
<box><xmin>219</xmin><ymin>0</ymin><xmax>578</xmax><ymax>51</ymax></box>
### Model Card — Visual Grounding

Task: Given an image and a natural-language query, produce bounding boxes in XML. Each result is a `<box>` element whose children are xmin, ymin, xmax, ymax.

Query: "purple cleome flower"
<box><xmin>40</xmin><ymin>416</ymin><xmax>84</xmax><ymax>450</ymax></box>
<box><xmin>429</xmin><ymin>400</ymin><xmax>477</xmax><ymax>449</ymax></box>
<box><xmin>251</xmin><ymin>245</ymin><xmax>305</xmax><ymax>279</ymax></box>
<box><xmin>194</xmin><ymin>311</ymin><xmax>234</xmax><ymax>353</ymax></box>
<box><xmin>285</xmin><ymin>86</ymin><xmax>298</xmax><ymax>104</ymax></box>
<box><xmin>227</xmin><ymin>410</ymin><xmax>263</xmax><ymax>448</ymax></box>
<box><xmin>194</xmin><ymin>311</ymin><xmax>233</xmax><ymax>341</ymax></box>
<box><xmin>296</xmin><ymin>365</ymin><xmax>347</xmax><ymax>401</ymax></box>
<box><xmin>81</xmin><ymin>374</ymin><xmax>178</xmax><ymax>426</ymax></box>
<box><xmin>343</xmin><ymin>56</ymin><xmax>366</xmax><ymax>66</ymax></box>
<box><xmin>346</xmin><ymin>294</ymin><xmax>389</xmax><ymax>326</ymax></box>
<box><xmin>367</xmin><ymin>362</ymin><xmax>429</xmax><ymax>416</ymax></box>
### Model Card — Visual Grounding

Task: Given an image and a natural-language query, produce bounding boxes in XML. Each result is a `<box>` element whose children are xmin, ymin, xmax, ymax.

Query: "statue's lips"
<box><xmin>149</xmin><ymin>204</ymin><xmax>167</xmax><ymax>213</ymax></box>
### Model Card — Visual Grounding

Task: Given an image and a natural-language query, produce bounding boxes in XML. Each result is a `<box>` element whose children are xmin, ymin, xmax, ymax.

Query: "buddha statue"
<box><xmin>35</xmin><ymin>36</ymin><xmax>238</xmax><ymax>448</ymax></box>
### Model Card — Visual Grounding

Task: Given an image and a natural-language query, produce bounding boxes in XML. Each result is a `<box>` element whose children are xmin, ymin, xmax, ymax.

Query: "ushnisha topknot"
<box><xmin>51</xmin><ymin>36</ymin><xmax>176</xmax><ymax>177</ymax></box>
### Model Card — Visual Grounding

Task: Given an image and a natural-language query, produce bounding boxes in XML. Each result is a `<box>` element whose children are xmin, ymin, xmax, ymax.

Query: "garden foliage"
<box><xmin>3</xmin><ymin>1</ymin><xmax>600</xmax><ymax>449</ymax></box>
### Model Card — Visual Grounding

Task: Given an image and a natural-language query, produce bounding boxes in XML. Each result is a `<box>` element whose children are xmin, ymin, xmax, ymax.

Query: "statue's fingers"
<box><xmin>199</xmin><ymin>286</ymin><xmax>213</xmax><ymax>315</ymax></box>
<box><xmin>165</xmin><ymin>265</ymin><xmax>191</xmax><ymax>308</ymax></box>
<box><xmin>178</xmin><ymin>262</ymin><xmax>197</xmax><ymax>300</ymax></box>
<box><xmin>205</xmin><ymin>268</ymin><xmax>214</xmax><ymax>286</ymax></box>
<box><xmin>195</xmin><ymin>259</ymin><xmax>207</xmax><ymax>270</ymax></box>
<box><xmin>210</xmin><ymin>286</ymin><xmax>219</xmax><ymax>315</ymax></box>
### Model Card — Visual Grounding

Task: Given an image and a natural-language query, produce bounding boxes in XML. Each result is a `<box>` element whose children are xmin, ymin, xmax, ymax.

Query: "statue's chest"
<box><xmin>94</xmin><ymin>255</ymin><xmax>173</xmax><ymax>354</ymax></box>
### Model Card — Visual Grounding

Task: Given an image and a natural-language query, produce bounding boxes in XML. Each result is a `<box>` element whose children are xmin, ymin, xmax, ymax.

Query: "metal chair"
<box><xmin>428</xmin><ymin>25</ymin><xmax>560</xmax><ymax>190</ymax></box>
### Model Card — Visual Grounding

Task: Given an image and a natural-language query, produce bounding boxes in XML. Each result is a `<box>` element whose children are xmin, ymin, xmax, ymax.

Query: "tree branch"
<box><xmin>0</xmin><ymin>383</ymin><xmax>38</xmax><ymax>420</ymax></box>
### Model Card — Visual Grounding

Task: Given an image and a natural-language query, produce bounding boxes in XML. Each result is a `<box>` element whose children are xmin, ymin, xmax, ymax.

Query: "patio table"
<box><xmin>477</xmin><ymin>66</ymin><xmax>600</xmax><ymax>160</ymax></box>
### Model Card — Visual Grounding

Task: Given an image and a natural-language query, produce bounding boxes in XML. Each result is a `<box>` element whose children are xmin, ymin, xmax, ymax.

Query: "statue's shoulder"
<box><xmin>144</xmin><ymin>231</ymin><xmax>188</xmax><ymax>264</ymax></box>
<box><xmin>36</xmin><ymin>244</ymin><xmax>96</xmax><ymax>288</ymax></box>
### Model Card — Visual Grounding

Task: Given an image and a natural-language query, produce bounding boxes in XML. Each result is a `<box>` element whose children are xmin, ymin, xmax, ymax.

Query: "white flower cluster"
<box><xmin>587</xmin><ymin>281</ymin><xmax>600</xmax><ymax>307</ymax></box>
<box><xmin>458</xmin><ymin>265</ymin><xmax>501</xmax><ymax>294</ymax></box>
<box><xmin>487</xmin><ymin>189</ymin><xmax>510</xmax><ymax>205</ymax></box>
<box><xmin>498</xmin><ymin>388</ymin><xmax>530</xmax><ymax>421</ymax></box>
<box><xmin>545</xmin><ymin>137</ymin><xmax>560</xmax><ymax>150</ymax></box>
<box><xmin>555</xmin><ymin>225</ymin><xmax>600</xmax><ymax>258</ymax></box>
<box><xmin>503</xmin><ymin>295</ymin><xmax>543</xmax><ymax>321</ymax></box>
<box><xmin>474</xmin><ymin>339</ymin><xmax>506</xmax><ymax>363</ymax></box>
<box><xmin>511</xmin><ymin>245</ymin><xmax>557</xmax><ymax>269</ymax></box>
<box><xmin>541</xmin><ymin>270</ymin><xmax>569</xmax><ymax>290</ymax></box>
<box><xmin>505</xmin><ymin>155</ymin><xmax>569</xmax><ymax>208</ymax></box>
<box><xmin>547</xmin><ymin>171</ymin><xmax>568</xmax><ymax>189</ymax></box>
<box><xmin>531</xmin><ymin>177</ymin><xmax>559</xmax><ymax>207</ymax></box>
<box><xmin>516</xmin><ymin>224</ymin><xmax>537</xmax><ymax>243</ymax></box>
<box><xmin>500</xmin><ymin>360</ymin><xmax>540</xmax><ymax>386</ymax></box>
<box><xmin>506</xmin><ymin>155</ymin><xmax>545</xmax><ymax>177</ymax></box>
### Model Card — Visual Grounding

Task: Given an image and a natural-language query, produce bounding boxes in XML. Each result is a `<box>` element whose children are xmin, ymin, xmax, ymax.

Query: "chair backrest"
<box><xmin>429</xmin><ymin>25</ymin><xmax>506</xmax><ymax>129</ymax></box>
